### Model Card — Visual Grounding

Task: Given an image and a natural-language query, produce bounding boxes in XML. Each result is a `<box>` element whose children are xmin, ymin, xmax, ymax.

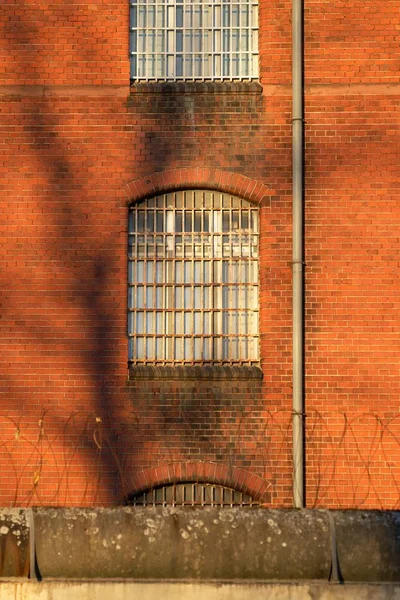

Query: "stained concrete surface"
<box><xmin>1</xmin><ymin>581</ymin><xmax>400</xmax><ymax>600</ymax></box>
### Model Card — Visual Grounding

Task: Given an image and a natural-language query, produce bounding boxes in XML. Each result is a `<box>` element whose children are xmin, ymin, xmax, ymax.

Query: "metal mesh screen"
<box><xmin>128</xmin><ymin>190</ymin><xmax>259</xmax><ymax>366</ymax></box>
<box><xmin>130</xmin><ymin>0</ymin><xmax>259</xmax><ymax>81</ymax></box>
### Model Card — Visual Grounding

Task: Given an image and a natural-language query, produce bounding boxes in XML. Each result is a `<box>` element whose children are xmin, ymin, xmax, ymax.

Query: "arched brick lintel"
<box><xmin>123</xmin><ymin>168</ymin><xmax>273</xmax><ymax>207</ymax></box>
<box><xmin>125</xmin><ymin>462</ymin><xmax>272</xmax><ymax>504</ymax></box>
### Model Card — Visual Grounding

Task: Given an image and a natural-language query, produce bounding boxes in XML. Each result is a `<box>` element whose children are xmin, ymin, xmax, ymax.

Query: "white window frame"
<box><xmin>130</xmin><ymin>0</ymin><xmax>259</xmax><ymax>82</ymax></box>
<box><xmin>128</xmin><ymin>190</ymin><xmax>259</xmax><ymax>366</ymax></box>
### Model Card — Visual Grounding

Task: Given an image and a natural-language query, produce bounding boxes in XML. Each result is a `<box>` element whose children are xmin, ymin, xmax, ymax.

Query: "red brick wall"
<box><xmin>0</xmin><ymin>0</ymin><xmax>399</xmax><ymax>508</ymax></box>
<box><xmin>1</xmin><ymin>1</ymin><xmax>128</xmax><ymax>86</ymax></box>
<box><xmin>304</xmin><ymin>0</ymin><xmax>400</xmax><ymax>507</ymax></box>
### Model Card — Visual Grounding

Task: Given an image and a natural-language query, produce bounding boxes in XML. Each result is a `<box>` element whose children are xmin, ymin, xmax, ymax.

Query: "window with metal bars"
<box><xmin>127</xmin><ymin>482</ymin><xmax>259</xmax><ymax>507</ymax></box>
<box><xmin>128</xmin><ymin>190</ymin><xmax>259</xmax><ymax>366</ymax></box>
<box><xmin>129</xmin><ymin>0</ymin><xmax>259</xmax><ymax>81</ymax></box>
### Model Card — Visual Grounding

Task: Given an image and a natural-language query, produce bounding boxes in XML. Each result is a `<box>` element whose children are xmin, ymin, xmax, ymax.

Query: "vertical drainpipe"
<box><xmin>292</xmin><ymin>0</ymin><xmax>305</xmax><ymax>508</ymax></box>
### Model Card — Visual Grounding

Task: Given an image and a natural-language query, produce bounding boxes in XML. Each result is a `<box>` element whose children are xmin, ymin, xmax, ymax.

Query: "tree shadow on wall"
<box><xmin>1</xmin><ymin>4</ymin><xmax>133</xmax><ymax>505</ymax></box>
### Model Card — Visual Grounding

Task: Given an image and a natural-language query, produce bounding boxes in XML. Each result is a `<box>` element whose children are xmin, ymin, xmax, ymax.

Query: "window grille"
<box><xmin>128</xmin><ymin>190</ymin><xmax>259</xmax><ymax>366</ymax></box>
<box><xmin>127</xmin><ymin>482</ymin><xmax>259</xmax><ymax>507</ymax></box>
<box><xmin>130</xmin><ymin>0</ymin><xmax>259</xmax><ymax>81</ymax></box>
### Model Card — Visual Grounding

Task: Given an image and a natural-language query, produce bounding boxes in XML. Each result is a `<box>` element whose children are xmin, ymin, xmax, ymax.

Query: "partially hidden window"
<box><xmin>130</xmin><ymin>0</ymin><xmax>259</xmax><ymax>81</ymax></box>
<box><xmin>127</xmin><ymin>482</ymin><xmax>259</xmax><ymax>506</ymax></box>
<box><xmin>128</xmin><ymin>190</ymin><xmax>259</xmax><ymax>366</ymax></box>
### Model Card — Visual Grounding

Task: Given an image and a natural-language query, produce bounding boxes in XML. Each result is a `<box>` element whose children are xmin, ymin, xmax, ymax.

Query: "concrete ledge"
<box><xmin>33</xmin><ymin>508</ymin><xmax>331</xmax><ymax>580</ymax></box>
<box><xmin>0</xmin><ymin>510</ymin><xmax>30</xmax><ymax>577</ymax></box>
<box><xmin>2</xmin><ymin>508</ymin><xmax>400</xmax><ymax>582</ymax></box>
<box><xmin>1</xmin><ymin>581</ymin><xmax>400</xmax><ymax>600</ymax></box>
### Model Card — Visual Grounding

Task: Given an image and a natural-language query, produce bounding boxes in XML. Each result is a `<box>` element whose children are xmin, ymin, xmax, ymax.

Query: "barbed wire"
<box><xmin>0</xmin><ymin>409</ymin><xmax>399</xmax><ymax>509</ymax></box>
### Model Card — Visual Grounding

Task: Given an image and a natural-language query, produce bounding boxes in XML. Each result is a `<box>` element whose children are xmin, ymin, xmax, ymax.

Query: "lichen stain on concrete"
<box><xmin>189</xmin><ymin>519</ymin><xmax>205</xmax><ymax>530</ymax></box>
<box><xmin>145</xmin><ymin>519</ymin><xmax>157</xmax><ymax>530</ymax></box>
<box><xmin>218</xmin><ymin>512</ymin><xmax>234</xmax><ymax>523</ymax></box>
<box><xmin>0</xmin><ymin>510</ymin><xmax>28</xmax><ymax>527</ymax></box>
<box><xmin>267</xmin><ymin>519</ymin><xmax>281</xmax><ymax>535</ymax></box>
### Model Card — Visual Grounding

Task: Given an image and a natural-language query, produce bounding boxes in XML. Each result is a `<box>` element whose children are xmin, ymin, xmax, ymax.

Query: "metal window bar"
<box><xmin>130</xmin><ymin>0</ymin><xmax>259</xmax><ymax>81</ymax></box>
<box><xmin>128</xmin><ymin>190</ymin><xmax>259</xmax><ymax>366</ymax></box>
<box><xmin>128</xmin><ymin>482</ymin><xmax>259</xmax><ymax>507</ymax></box>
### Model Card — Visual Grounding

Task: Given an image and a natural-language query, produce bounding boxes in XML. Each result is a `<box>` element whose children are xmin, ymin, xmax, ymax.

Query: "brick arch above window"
<box><xmin>124</xmin><ymin>462</ymin><xmax>272</xmax><ymax>505</ymax></box>
<box><xmin>123</xmin><ymin>168</ymin><xmax>273</xmax><ymax>207</ymax></box>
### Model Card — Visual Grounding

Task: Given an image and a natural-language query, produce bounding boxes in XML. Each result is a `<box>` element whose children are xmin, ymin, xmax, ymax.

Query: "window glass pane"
<box><xmin>202</xmin><ymin>339</ymin><xmax>211</xmax><ymax>360</ymax></box>
<box><xmin>128</xmin><ymin>262</ymin><xmax>134</xmax><ymax>283</ymax></box>
<box><xmin>136</xmin><ymin>287</ymin><xmax>144</xmax><ymax>308</ymax></box>
<box><xmin>146</xmin><ymin>287</ymin><xmax>154</xmax><ymax>308</ymax></box>
<box><xmin>221</xmin><ymin>261</ymin><xmax>229</xmax><ymax>282</ymax></box>
<box><xmin>146</xmin><ymin>262</ymin><xmax>154</xmax><ymax>283</ymax></box>
<box><xmin>136</xmin><ymin>337</ymin><xmax>144</xmax><ymax>359</ymax></box>
<box><xmin>194</xmin><ymin>338</ymin><xmax>202</xmax><ymax>360</ymax></box>
<box><xmin>184</xmin><ymin>312</ymin><xmax>192</xmax><ymax>334</ymax></box>
<box><xmin>175</xmin><ymin>287</ymin><xmax>182</xmax><ymax>309</ymax></box>
<box><xmin>184</xmin><ymin>287</ymin><xmax>191</xmax><ymax>307</ymax></box>
<box><xmin>136</xmin><ymin>312</ymin><xmax>144</xmax><ymax>334</ymax></box>
<box><xmin>156</xmin><ymin>338</ymin><xmax>164</xmax><ymax>360</ymax></box>
<box><xmin>184</xmin><ymin>212</ymin><xmax>192</xmax><ymax>232</ymax></box>
<box><xmin>194</xmin><ymin>261</ymin><xmax>202</xmax><ymax>283</ymax></box>
<box><xmin>175</xmin><ymin>211</ymin><xmax>183</xmax><ymax>232</ymax></box>
<box><xmin>128</xmin><ymin>312</ymin><xmax>134</xmax><ymax>335</ymax></box>
<box><xmin>146</xmin><ymin>338</ymin><xmax>154</xmax><ymax>360</ymax></box>
<box><xmin>175</xmin><ymin>312</ymin><xmax>183</xmax><ymax>334</ymax></box>
<box><xmin>194</xmin><ymin>287</ymin><xmax>202</xmax><ymax>309</ymax></box>
<box><xmin>204</xmin><ymin>261</ymin><xmax>211</xmax><ymax>283</ymax></box>
<box><xmin>155</xmin><ymin>261</ymin><xmax>163</xmax><ymax>283</ymax></box>
<box><xmin>184</xmin><ymin>339</ymin><xmax>191</xmax><ymax>360</ymax></box>
<box><xmin>156</xmin><ymin>313</ymin><xmax>164</xmax><ymax>334</ymax></box>
<box><xmin>175</xmin><ymin>261</ymin><xmax>183</xmax><ymax>283</ymax></box>
<box><xmin>203</xmin><ymin>313</ymin><xmax>211</xmax><ymax>334</ymax></box>
<box><xmin>156</xmin><ymin>287</ymin><xmax>164</xmax><ymax>308</ymax></box>
<box><xmin>184</xmin><ymin>262</ymin><xmax>193</xmax><ymax>283</ymax></box>
<box><xmin>128</xmin><ymin>339</ymin><xmax>134</xmax><ymax>361</ymax></box>
<box><xmin>194</xmin><ymin>211</ymin><xmax>202</xmax><ymax>232</ymax></box>
<box><xmin>194</xmin><ymin>313</ymin><xmax>202</xmax><ymax>334</ymax></box>
<box><xmin>174</xmin><ymin>339</ymin><xmax>183</xmax><ymax>360</ymax></box>
<box><xmin>230</xmin><ymin>338</ymin><xmax>239</xmax><ymax>360</ymax></box>
<box><xmin>203</xmin><ymin>287</ymin><xmax>210</xmax><ymax>309</ymax></box>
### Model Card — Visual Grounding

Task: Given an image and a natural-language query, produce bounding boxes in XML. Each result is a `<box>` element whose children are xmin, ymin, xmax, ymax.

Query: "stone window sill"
<box><xmin>128</xmin><ymin>365</ymin><xmax>263</xmax><ymax>381</ymax></box>
<box><xmin>129</xmin><ymin>81</ymin><xmax>262</xmax><ymax>96</ymax></box>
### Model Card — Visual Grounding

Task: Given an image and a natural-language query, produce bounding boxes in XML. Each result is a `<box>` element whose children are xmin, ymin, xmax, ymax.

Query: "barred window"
<box><xmin>130</xmin><ymin>0</ymin><xmax>259</xmax><ymax>81</ymax></box>
<box><xmin>128</xmin><ymin>190</ymin><xmax>259</xmax><ymax>366</ymax></box>
<box><xmin>127</xmin><ymin>482</ymin><xmax>259</xmax><ymax>506</ymax></box>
